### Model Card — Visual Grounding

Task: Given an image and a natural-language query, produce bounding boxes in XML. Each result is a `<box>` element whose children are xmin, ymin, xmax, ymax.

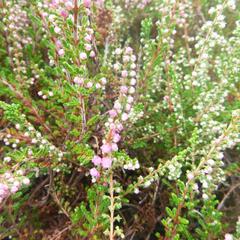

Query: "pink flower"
<box><xmin>125</xmin><ymin>103</ymin><xmax>131</xmax><ymax>111</ymax></box>
<box><xmin>109</xmin><ymin>109</ymin><xmax>117</xmax><ymax>118</ymax></box>
<box><xmin>65</xmin><ymin>1</ymin><xmax>73</xmax><ymax>10</ymax></box>
<box><xmin>55</xmin><ymin>40</ymin><xmax>62</xmax><ymax>48</ymax></box>
<box><xmin>54</xmin><ymin>26</ymin><xmax>61</xmax><ymax>34</ymax></box>
<box><xmin>10</xmin><ymin>186</ymin><xmax>18</xmax><ymax>194</ymax></box>
<box><xmin>115</xmin><ymin>48</ymin><xmax>122</xmax><ymax>55</ymax></box>
<box><xmin>120</xmin><ymin>86</ymin><xmax>128</xmax><ymax>94</ymax></box>
<box><xmin>130</xmin><ymin>78</ymin><xmax>136</xmax><ymax>85</ymax></box>
<box><xmin>86</xmin><ymin>82</ymin><xmax>93</xmax><ymax>88</ymax></box>
<box><xmin>125</xmin><ymin>47</ymin><xmax>133</xmax><ymax>54</ymax></box>
<box><xmin>85</xmin><ymin>44</ymin><xmax>92</xmax><ymax>51</ymax></box>
<box><xmin>83</xmin><ymin>0</ymin><xmax>91</xmax><ymax>8</ymax></box>
<box><xmin>121</xmin><ymin>70</ymin><xmax>128</xmax><ymax>78</ymax></box>
<box><xmin>116</xmin><ymin>123</ymin><xmax>124</xmax><ymax>132</ymax></box>
<box><xmin>0</xmin><ymin>183</ymin><xmax>8</xmax><ymax>197</ymax></box>
<box><xmin>90</xmin><ymin>168</ymin><xmax>100</xmax><ymax>178</ymax></box>
<box><xmin>123</xmin><ymin>55</ymin><xmax>130</xmax><ymax>63</ymax></box>
<box><xmin>101</xmin><ymin>157</ymin><xmax>112</xmax><ymax>169</ymax></box>
<box><xmin>80</xmin><ymin>52</ymin><xmax>87</xmax><ymax>60</ymax></box>
<box><xmin>164</xmin><ymin>95</ymin><xmax>170</xmax><ymax>101</ymax></box>
<box><xmin>23</xmin><ymin>178</ymin><xmax>30</xmax><ymax>185</ymax></box>
<box><xmin>121</xmin><ymin>113</ymin><xmax>129</xmax><ymax>121</ymax></box>
<box><xmin>92</xmin><ymin>155</ymin><xmax>102</xmax><ymax>166</ymax></box>
<box><xmin>60</xmin><ymin>10</ymin><xmax>68</xmax><ymax>18</ymax></box>
<box><xmin>113</xmin><ymin>133</ymin><xmax>121</xmax><ymax>143</ymax></box>
<box><xmin>90</xmin><ymin>51</ymin><xmax>95</xmax><ymax>58</ymax></box>
<box><xmin>84</xmin><ymin>34</ymin><xmax>92</xmax><ymax>42</ymax></box>
<box><xmin>74</xmin><ymin>77</ymin><xmax>84</xmax><ymax>85</ymax></box>
<box><xmin>101</xmin><ymin>77</ymin><xmax>107</xmax><ymax>85</ymax></box>
<box><xmin>111</xmin><ymin>143</ymin><xmax>118</xmax><ymax>151</ymax></box>
<box><xmin>130</xmin><ymin>70</ymin><xmax>136</xmax><ymax>77</ymax></box>
<box><xmin>114</xmin><ymin>101</ymin><xmax>121</xmax><ymax>110</ymax></box>
<box><xmin>129</xmin><ymin>86</ymin><xmax>135</xmax><ymax>94</ymax></box>
<box><xmin>96</xmin><ymin>0</ymin><xmax>104</xmax><ymax>7</ymax></box>
<box><xmin>224</xmin><ymin>234</ymin><xmax>233</xmax><ymax>240</ymax></box>
<box><xmin>58</xmin><ymin>49</ymin><xmax>65</xmax><ymax>56</ymax></box>
<box><xmin>127</xmin><ymin>96</ymin><xmax>134</xmax><ymax>103</ymax></box>
<box><xmin>51</xmin><ymin>0</ymin><xmax>59</xmax><ymax>7</ymax></box>
<box><xmin>101</xmin><ymin>143</ymin><xmax>112</xmax><ymax>154</ymax></box>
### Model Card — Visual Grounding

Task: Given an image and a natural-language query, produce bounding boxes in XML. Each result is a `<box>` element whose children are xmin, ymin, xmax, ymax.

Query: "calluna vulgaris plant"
<box><xmin>0</xmin><ymin>0</ymin><xmax>240</xmax><ymax>239</ymax></box>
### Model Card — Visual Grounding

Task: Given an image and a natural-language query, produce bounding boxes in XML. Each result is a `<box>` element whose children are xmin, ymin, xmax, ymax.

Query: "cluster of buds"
<box><xmin>38</xmin><ymin>1</ymin><xmax>97</xmax><ymax>61</ymax></box>
<box><xmin>124</xmin><ymin>0</ymin><xmax>151</xmax><ymax>10</ymax></box>
<box><xmin>90</xmin><ymin>47</ymin><xmax>138</xmax><ymax>181</ymax></box>
<box><xmin>83</xmin><ymin>0</ymin><xmax>105</xmax><ymax>9</ymax></box>
<box><xmin>0</xmin><ymin>171</ymin><xmax>30</xmax><ymax>204</ymax></box>
<box><xmin>43</xmin><ymin>0</ymin><xmax>74</xmax><ymax>19</ymax></box>
<box><xmin>73</xmin><ymin>76</ymin><xmax>106</xmax><ymax>90</ymax></box>
<box><xmin>2</xmin><ymin>0</ymin><xmax>32</xmax><ymax>87</ymax></box>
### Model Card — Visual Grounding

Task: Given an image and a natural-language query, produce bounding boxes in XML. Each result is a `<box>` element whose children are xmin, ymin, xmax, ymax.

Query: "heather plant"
<box><xmin>0</xmin><ymin>0</ymin><xmax>239</xmax><ymax>239</ymax></box>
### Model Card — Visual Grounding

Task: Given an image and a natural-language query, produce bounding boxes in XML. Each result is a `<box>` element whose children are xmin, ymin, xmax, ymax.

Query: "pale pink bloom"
<box><xmin>130</xmin><ymin>70</ymin><xmax>136</xmax><ymax>77</ymax></box>
<box><xmin>65</xmin><ymin>1</ymin><xmax>74</xmax><ymax>10</ymax></box>
<box><xmin>87</xmin><ymin>82</ymin><xmax>93</xmax><ymax>88</ymax></box>
<box><xmin>55</xmin><ymin>40</ymin><xmax>62</xmax><ymax>48</ymax></box>
<box><xmin>13</xmin><ymin>181</ymin><xmax>20</xmax><ymax>187</ymax></box>
<box><xmin>120</xmin><ymin>86</ymin><xmax>128</xmax><ymax>94</ymax></box>
<box><xmin>96</xmin><ymin>0</ymin><xmax>104</xmax><ymax>7</ymax></box>
<box><xmin>51</xmin><ymin>0</ymin><xmax>59</xmax><ymax>7</ymax></box>
<box><xmin>80</xmin><ymin>52</ymin><xmax>87</xmax><ymax>60</ymax></box>
<box><xmin>121</xmin><ymin>70</ymin><xmax>128</xmax><ymax>78</ymax></box>
<box><xmin>23</xmin><ymin>178</ymin><xmax>30</xmax><ymax>185</ymax></box>
<box><xmin>113</xmin><ymin>63</ymin><xmax>120</xmax><ymax>71</ymax></box>
<box><xmin>130</xmin><ymin>78</ymin><xmax>136</xmax><ymax>85</ymax></box>
<box><xmin>0</xmin><ymin>183</ymin><xmax>8</xmax><ymax>197</ymax></box>
<box><xmin>123</xmin><ymin>55</ymin><xmax>130</xmax><ymax>63</ymax></box>
<box><xmin>74</xmin><ymin>77</ymin><xmax>84</xmax><ymax>85</ymax></box>
<box><xmin>125</xmin><ymin>103</ymin><xmax>131</xmax><ymax>111</ymax></box>
<box><xmin>84</xmin><ymin>34</ymin><xmax>92</xmax><ymax>42</ymax></box>
<box><xmin>125</xmin><ymin>47</ymin><xmax>133</xmax><ymax>54</ymax></box>
<box><xmin>10</xmin><ymin>186</ymin><xmax>18</xmax><ymax>193</ymax></box>
<box><xmin>121</xmin><ymin>113</ymin><xmax>129</xmax><ymax>121</ymax></box>
<box><xmin>54</xmin><ymin>26</ymin><xmax>61</xmax><ymax>34</ymax></box>
<box><xmin>101</xmin><ymin>157</ymin><xmax>112</xmax><ymax>169</ymax></box>
<box><xmin>116</xmin><ymin>123</ymin><xmax>124</xmax><ymax>132</ymax></box>
<box><xmin>131</xmin><ymin>55</ymin><xmax>137</xmax><ymax>62</ymax></box>
<box><xmin>109</xmin><ymin>123</ymin><xmax>116</xmax><ymax>130</ymax></box>
<box><xmin>115</xmin><ymin>48</ymin><xmax>122</xmax><ymax>55</ymax></box>
<box><xmin>90</xmin><ymin>168</ymin><xmax>100</xmax><ymax>178</ymax></box>
<box><xmin>164</xmin><ymin>95</ymin><xmax>170</xmax><ymax>101</ymax></box>
<box><xmin>101</xmin><ymin>143</ymin><xmax>112</xmax><ymax>154</ymax></box>
<box><xmin>83</xmin><ymin>0</ymin><xmax>91</xmax><ymax>8</ymax></box>
<box><xmin>92</xmin><ymin>156</ymin><xmax>102</xmax><ymax>166</ymax></box>
<box><xmin>101</xmin><ymin>77</ymin><xmax>107</xmax><ymax>85</ymax></box>
<box><xmin>113</xmin><ymin>133</ymin><xmax>121</xmax><ymax>143</ymax></box>
<box><xmin>111</xmin><ymin>143</ymin><xmax>118</xmax><ymax>151</ymax></box>
<box><xmin>224</xmin><ymin>234</ymin><xmax>233</xmax><ymax>240</ymax></box>
<box><xmin>131</xmin><ymin>63</ymin><xmax>136</xmax><ymax>69</ymax></box>
<box><xmin>85</xmin><ymin>44</ymin><xmax>92</xmax><ymax>51</ymax></box>
<box><xmin>58</xmin><ymin>49</ymin><xmax>65</xmax><ymax>56</ymax></box>
<box><xmin>60</xmin><ymin>10</ymin><xmax>68</xmax><ymax>18</ymax></box>
<box><xmin>114</xmin><ymin>101</ymin><xmax>122</xmax><ymax>110</ymax></box>
<box><xmin>127</xmin><ymin>96</ymin><xmax>134</xmax><ymax>103</ymax></box>
<box><xmin>129</xmin><ymin>86</ymin><xmax>135</xmax><ymax>94</ymax></box>
<box><xmin>90</xmin><ymin>51</ymin><xmax>95</xmax><ymax>58</ymax></box>
<box><xmin>109</xmin><ymin>109</ymin><xmax>118</xmax><ymax>118</ymax></box>
<box><xmin>96</xmin><ymin>83</ymin><xmax>101</xmax><ymax>89</ymax></box>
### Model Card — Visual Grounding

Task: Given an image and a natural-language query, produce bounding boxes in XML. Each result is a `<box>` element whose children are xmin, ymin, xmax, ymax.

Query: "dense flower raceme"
<box><xmin>90</xmin><ymin>47</ymin><xmax>139</xmax><ymax>180</ymax></box>
<box><xmin>0</xmin><ymin>172</ymin><xmax>30</xmax><ymax>204</ymax></box>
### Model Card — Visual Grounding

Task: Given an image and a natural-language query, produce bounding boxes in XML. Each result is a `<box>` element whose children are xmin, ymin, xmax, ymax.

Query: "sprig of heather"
<box><xmin>90</xmin><ymin>46</ymin><xmax>138</xmax><ymax>179</ymax></box>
